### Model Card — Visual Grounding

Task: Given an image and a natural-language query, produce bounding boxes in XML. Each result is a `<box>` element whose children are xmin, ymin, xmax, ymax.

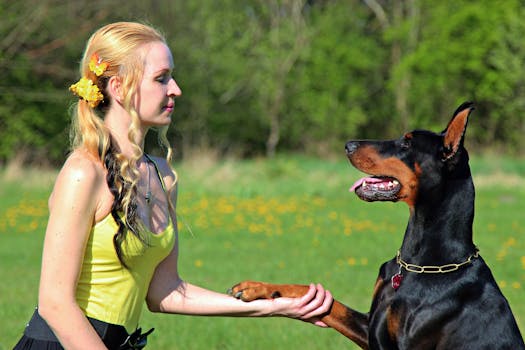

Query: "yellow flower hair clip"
<box><xmin>88</xmin><ymin>53</ymin><xmax>108</xmax><ymax>76</ymax></box>
<box><xmin>69</xmin><ymin>53</ymin><xmax>108</xmax><ymax>108</ymax></box>
<box><xmin>69</xmin><ymin>77</ymin><xmax>104</xmax><ymax>108</ymax></box>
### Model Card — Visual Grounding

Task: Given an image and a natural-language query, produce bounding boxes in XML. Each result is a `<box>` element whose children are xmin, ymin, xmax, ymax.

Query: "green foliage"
<box><xmin>286</xmin><ymin>1</ymin><xmax>385</xmax><ymax>151</ymax></box>
<box><xmin>400</xmin><ymin>0</ymin><xmax>525</xmax><ymax>149</ymax></box>
<box><xmin>1</xmin><ymin>0</ymin><xmax>525</xmax><ymax>165</ymax></box>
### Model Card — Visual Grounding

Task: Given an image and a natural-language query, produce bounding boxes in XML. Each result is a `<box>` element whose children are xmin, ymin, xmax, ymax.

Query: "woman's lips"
<box><xmin>164</xmin><ymin>103</ymin><xmax>174</xmax><ymax>112</ymax></box>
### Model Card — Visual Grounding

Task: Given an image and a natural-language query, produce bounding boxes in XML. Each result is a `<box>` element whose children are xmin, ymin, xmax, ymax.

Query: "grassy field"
<box><xmin>1</xmin><ymin>154</ymin><xmax>524</xmax><ymax>349</ymax></box>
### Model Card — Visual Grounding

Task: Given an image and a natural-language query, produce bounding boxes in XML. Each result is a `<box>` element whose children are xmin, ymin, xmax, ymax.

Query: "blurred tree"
<box><xmin>244</xmin><ymin>0</ymin><xmax>310</xmax><ymax>157</ymax></box>
<box><xmin>399</xmin><ymin>0</ymin><xmax>525</xmax><ymax>151</ymax></box>
<box><xmin>364</xmin><ymin>0</ymin><xmax>420</xmax><ymax>133</ymax></box>
<box><xmin>285</xmin><ymin>0</ymin><xmax>385</xmax><ymax>153</ymax></box>
<box><xmin>0</xmin><ymin>0</ymin><xmax>122</xmax><ymax>165</ymax></box>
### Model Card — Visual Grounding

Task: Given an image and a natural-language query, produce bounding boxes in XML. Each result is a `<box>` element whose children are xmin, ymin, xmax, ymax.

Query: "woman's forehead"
<box><xmin>142</xmin><ymin>42</ymin><xmax>174</xmax><ymax>74</ymax></box>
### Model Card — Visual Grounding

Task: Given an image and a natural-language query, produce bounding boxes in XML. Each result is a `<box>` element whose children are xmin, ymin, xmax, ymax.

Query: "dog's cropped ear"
<box><xmin>441</xmin><ymin>102</ymin><xmax>475</xmax><ymax>161</ymax></box>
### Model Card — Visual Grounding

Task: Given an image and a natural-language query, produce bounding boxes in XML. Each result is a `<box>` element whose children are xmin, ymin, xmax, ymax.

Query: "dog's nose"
<box><xmin>345</xmin><ymin>142</ymin><xmax>358</xmax><ymax>155</ymax></box>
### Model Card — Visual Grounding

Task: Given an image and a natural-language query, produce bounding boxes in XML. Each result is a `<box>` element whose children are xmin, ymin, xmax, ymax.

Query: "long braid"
<box><xmin>104</xmin><ymin>139</ymin><xmax>149</xmax><ymax>267</ymax></box>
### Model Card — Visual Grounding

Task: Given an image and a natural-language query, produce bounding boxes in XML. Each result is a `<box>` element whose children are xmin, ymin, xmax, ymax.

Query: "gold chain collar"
<box><xmin>396</xmin><ymin>248</ymin><xmax>480</xmax><ymax>274</ymax></box>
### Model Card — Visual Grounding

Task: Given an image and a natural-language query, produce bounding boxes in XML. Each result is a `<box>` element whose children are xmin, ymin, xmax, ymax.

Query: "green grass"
<box><xmin>1</xmin><ymin>155</ymin><xmax>524</xmax><ymax>349</ymax></box>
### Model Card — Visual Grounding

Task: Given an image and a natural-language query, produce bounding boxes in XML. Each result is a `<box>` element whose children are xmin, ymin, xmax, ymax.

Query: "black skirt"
<box><xmin>13</xmin><ymin>309</ymin><xmax>153</xmax><ymax>350</ymax></box>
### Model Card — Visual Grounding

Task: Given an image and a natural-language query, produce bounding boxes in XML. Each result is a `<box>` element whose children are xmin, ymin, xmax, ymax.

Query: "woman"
<box><xmin>14</xmin><ymin>22</ymin><xmax>333</xmax><ymax>349</ymax></box>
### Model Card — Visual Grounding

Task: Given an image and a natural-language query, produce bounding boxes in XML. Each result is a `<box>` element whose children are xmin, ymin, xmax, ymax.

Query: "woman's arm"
<box><xmin>147</xmin><ymin>163</ymin><xmax>333</xmax><ymax>324</ymax></box>
<box><xmin>38</xmin><ymin>152</ymin><xmax>108</xmax><ymax>349</ymax></box>
<box><xmin>147</xmin><ymin>240</ymin><xmax>332</xmax><ymax>324</ymax></box>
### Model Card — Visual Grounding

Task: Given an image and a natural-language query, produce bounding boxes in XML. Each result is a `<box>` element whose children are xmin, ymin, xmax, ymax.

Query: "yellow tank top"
<box><xmin>75</xmin><ymin>159</ymin><xmax>176</xmax><ymax>333</ymax></box>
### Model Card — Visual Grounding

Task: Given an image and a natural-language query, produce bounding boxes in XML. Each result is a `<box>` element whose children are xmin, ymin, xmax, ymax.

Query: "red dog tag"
<box><xmin>391</xmin><ymin>273</ymin><xmax>403</xmax><ymax>290</ymax></box>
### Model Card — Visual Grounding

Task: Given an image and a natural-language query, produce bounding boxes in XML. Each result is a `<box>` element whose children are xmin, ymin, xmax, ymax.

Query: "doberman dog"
<box><xmin>230</xmin><ymin>102</ymin><xmax>525</xmax><ymax>349</ymax></box>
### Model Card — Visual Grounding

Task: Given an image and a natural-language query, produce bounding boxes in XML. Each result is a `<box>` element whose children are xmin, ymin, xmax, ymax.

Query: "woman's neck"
<box><xmin>104</xmin><ymin>109</ymin><xmax>147</xmax><ymax>158</ymax></box>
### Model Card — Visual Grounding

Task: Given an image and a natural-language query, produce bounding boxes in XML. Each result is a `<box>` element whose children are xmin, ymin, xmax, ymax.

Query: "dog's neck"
<box><xmin>399</xmin><ymin>175</ymin><xmax>477</xmax><ymax>265</ymax></box>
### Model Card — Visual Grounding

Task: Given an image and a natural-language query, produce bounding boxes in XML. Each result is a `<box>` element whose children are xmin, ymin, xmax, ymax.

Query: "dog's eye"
<box><xmin>399</xmin><ymin>132</ymin><xmax>414</xmax><ymax>149</ymax></box>
<box><xmin>400</xmin><ymin>136</ymin><xmax>412</xmax><ymax>150</ymax></box>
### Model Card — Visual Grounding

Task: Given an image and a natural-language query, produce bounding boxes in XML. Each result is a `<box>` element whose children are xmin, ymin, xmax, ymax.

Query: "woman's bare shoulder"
<box><xmin>49</xmin><ymin>149</ymin><xmax>106</xmax><ymax>205</ymax></box>
<box><xmin>60</xmin><ymin>149</ymin><xmax>105</xmax><ymax>183</ymax></box>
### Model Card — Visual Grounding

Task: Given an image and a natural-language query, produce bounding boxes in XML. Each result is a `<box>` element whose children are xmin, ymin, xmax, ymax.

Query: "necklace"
<box><xmin>144</xmin><ymin>156</ymin><xmax>152</xmax><ymax>204</ymax></box>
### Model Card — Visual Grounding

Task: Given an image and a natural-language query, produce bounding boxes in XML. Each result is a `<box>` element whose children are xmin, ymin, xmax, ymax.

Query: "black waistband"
<box><xmin>24</xmin><ymin>308</ymin><xmax>131</xmax><ymax>349</ymax></box>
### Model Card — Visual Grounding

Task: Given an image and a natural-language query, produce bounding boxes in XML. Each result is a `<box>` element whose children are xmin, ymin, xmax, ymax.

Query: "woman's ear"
<box><xmin>107</xmin><ymin>76</ymin><xmax>123</xmax><ymax>104</ymax></box>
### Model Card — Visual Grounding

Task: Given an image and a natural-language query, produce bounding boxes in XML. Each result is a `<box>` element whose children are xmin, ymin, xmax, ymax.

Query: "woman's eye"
<box><xmin>156</xmin><ymin>75</ymin><xmax>171</xmax><ymax>83</ymax></box>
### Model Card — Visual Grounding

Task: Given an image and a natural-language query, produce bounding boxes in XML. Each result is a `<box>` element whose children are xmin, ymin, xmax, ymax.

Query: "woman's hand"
<box><xmin>269</xmin><ymin>283</ymin><xmax>333</xmax><ymax>327</ymax></box>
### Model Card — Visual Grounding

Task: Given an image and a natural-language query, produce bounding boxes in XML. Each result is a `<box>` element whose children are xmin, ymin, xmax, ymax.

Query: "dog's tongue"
<box><xmin>349</xmin><ymin>177</ymin><xmax>383</xmax><ymax>192</ymax></box>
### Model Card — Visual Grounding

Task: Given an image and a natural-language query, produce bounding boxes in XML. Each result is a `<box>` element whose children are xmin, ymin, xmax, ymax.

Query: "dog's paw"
<box><xmin>228</xmin><ymin>281</ymin><xmax>281</xmax><ymax>301</ymax></box>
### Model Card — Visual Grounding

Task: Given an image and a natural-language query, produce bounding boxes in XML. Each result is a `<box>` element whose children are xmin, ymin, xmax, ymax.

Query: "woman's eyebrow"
<box><xmin>151</xmin><ymin>68</ymin><xmax>174</xmax><ymax>77</ymax></box>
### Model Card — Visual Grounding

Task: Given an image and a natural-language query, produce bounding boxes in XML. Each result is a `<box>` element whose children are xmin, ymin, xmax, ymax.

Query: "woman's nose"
<box><xmin>168</xmin><ymin>78</ymin><xmax>182</xmax><ymax>97</ymax></box>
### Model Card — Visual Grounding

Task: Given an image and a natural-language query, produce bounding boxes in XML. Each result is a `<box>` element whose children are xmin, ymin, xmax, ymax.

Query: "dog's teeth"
<box><xmin>393</xmin><ymin>180</ymin><xmax>399</xmax><ymax>185</ymax></box>
<box><xmin>379</xmin><ymin>184</ymin><xmax>385</xmax><ymax>189</ymax></box>
<box><xmin>362</xmin><ymin>181</ymin><xmax>367</xmax><ymax>188</ymax></box>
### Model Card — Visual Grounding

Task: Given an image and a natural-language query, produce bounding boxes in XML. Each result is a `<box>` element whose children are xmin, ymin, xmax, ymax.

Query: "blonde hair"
<box><xmin>70</xmin><ymin>22</ymin><xmax>174</xmax><ymax>265</ymax></box>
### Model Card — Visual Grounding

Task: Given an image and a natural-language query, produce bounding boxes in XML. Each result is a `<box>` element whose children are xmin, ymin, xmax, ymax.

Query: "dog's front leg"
<box><xmin>229</xmin><ymin>281</ymin><xmax>369</xmax><ymax>349</ymax></box>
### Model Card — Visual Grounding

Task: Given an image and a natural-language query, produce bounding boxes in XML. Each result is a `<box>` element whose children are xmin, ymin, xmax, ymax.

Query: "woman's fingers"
<box><xmin>299</xmin><ymin>284</ymin><xmax>333</xmax><ymax>320</ymax></box>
